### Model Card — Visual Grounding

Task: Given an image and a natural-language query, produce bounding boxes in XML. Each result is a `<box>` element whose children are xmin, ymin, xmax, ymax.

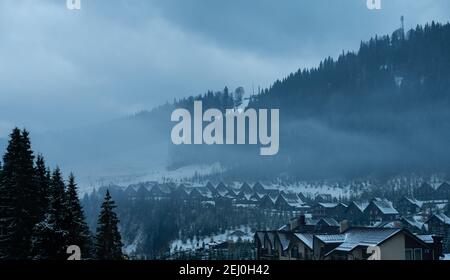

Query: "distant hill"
<box><xmin>20</xmin><ymin>22</ymin><xmax>450</xmax><ymax>185</ymax></box>
<box><xmin>170</xmin><ymin>22</ymin><xmax>450</xmax><ymax>180</ymax></box>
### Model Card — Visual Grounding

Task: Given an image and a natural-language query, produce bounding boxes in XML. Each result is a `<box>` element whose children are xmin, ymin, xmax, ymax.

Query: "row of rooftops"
<box><xmin>103</xmin><ymin>181</ymin><xmax>450</xmax><ymax>208</ymax></box>
<box><xmin>102</xmin><ymin>181</ymin><xmax>450</xmax><ymax>222</ymax></box>
<box><xmin>117</xmin><ymin>181</ymin><xmax>311</xmax><ymax>206</ymax></box>
<box><xmin>256</xmin><ymin>225</ymin><xmax>442</xmax><ymax>259</ymax></box>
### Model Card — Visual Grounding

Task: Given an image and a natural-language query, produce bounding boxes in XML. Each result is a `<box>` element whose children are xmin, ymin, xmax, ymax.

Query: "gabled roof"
<box><xmin>403</xmin><ymin>197</ymin><xmax>423</xmax><ymax>208</ymax></box>
<box><xmin>437</xmin><ymin>182</ymin><xmax>450</xmax><ymax>192</ymax></box>
<box><xmin>197</xmin><ymin>187</ymin><xmax>214</xmax><ymax>199</ymax></box>
<box><xmin>319</xmin><ymin>217</ymin><xmax>340</xmax><ymax>227</ymax></box>
<box><xmin>326</xmin><ymin>228</ymin><xmax>403</xmax><ymax>254</ymax></box>
<box><xmin>371</xmin><ymin>199</ymin><xmax>399</xmax><ymax>215</ymax></box>
<box><xmin>277</xmin><ymin>192</ymin><xmax>305</xmax><ymax>208</ymax></box>
<box><xmin>216</xmin><ymin>182</ymin><xmax>229</xmax><ymax>196</ymax></box>
<box><xmin>317</xmin><ymin>202</ymin><xmax>338</xmax><ymax>208</ymax></box>
<box><xmin>401</xmin><ymin>217</ymin><xmax>425</xmax><ymax>230</ymax></box>
<box><xmin>266</xmin><ymin>189</ymin><xmax>281</xmax><ymax>200</ymax></box>
<box><xmin>349</xmin><ymin>201</ymin><xmax>369</xmax><ymax>212</ymax></box>
<box><xmin>137</xmin><ymin>185</ymin><xmax>151</xmax><ymax>196</ymax></box>
<box><xmin>260</xmin><ymin>194</ymin><xmax>277</xmax><ymax>204</ymax></box>
<box><xmin>278</xmin><ymin>224</ymin><xmax>291</xmax><ymax>231</ymax></box>
<box><xmin>172</xmin><ymin>185</ymin><xmax>189</xmax><ymax>197</ymax></box>
<box><xmin>417</xmin><ymin>235</ymin><xmax>434</xmax><ymax>244</ymax></box>
<box><xmin>239</xmin><ymin>182</ymin><xmax>253</xmax><ymax>195</ymax></box>
<box><xmin>253</xmin><ymin>182</ymin><xmax>266</xmax><ymax>193</ymax></box>
<box><xmin>315</xmin><ymin>234</ymin><xmax>346</xmax><ymax>244</ymax></box>
<box><xmin>293</xmin><ymin>233</ymin><xmax>313</xmax><ymax>250</ymax></box>
<box><xmin>265</xmin><ymin>232</ymin><xmax>276</xmax><ymax>247</ymax></box>
<box><xmin>276</xmin><ymin>232</ymin><xmax>291</xmax><ymax>251</ymax></box>
<box><xmin>124</xmin><ymin>185</ymin><xmax>137</xmax><ymax>196</ymax></box>
<box><xmin>417</xmin><ymin>182</ymin><xmax>435</xmax><ymax>191</ymax></box>
<box><xmin>255</xmin><ymin>232</ymin><xmax>266</xmax><ymax>248</ymax></box>
<box><xmin>429</xmin><ymin>213</ymin><xmax>450</xmax><ymax>225</ymax></box>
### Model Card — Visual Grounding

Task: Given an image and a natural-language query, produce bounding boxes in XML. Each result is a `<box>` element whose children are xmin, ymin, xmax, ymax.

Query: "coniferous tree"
<box><xmin>35</xmin><ymin>155</ymin><xmax>50</xmax><ymax>221</ymax></box>
<box><xmin>31</xmin><ymin>168</ymin><xmax>69</xmax><ymax>259</ymax></box>
<box><xmin>65</xmin><ymin>173</ymin><xmax>93</xmax><ymax>259</ymax></box>
<box><xmin>0</xmin><ymin>128</ymin><xmax>38</xmax><ymax>259</ymax></box>
<box><xmin>95</xmin><ymin>190</ymin><xmax>124</xmax><ymax>260</ymax></box>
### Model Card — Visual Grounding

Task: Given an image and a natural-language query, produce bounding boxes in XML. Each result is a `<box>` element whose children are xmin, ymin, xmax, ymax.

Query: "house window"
<box><xmin>405</xmin><ymin>249</ymin><xmax>413</xmax><ymax>260</ymax></box>
<box><xmin>414</xmin><ymin>248</ymin><xmax>423</xmax><ymax>260</ymax></box>
<box><xmin>291</xmin><ymin>246</ymin><xmax>300</xmax><ymax>259</ymax></box>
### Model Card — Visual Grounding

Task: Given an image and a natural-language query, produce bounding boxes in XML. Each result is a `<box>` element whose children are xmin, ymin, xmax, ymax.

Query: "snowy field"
<box><xmin>169</xmin><ymin>226</ymin><xmax>254</xmax><ymax>254</ymax></box>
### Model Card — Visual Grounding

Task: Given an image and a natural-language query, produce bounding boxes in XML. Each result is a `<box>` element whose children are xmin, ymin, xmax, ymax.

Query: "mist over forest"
<box><xmin>2</xmin><ymin>22</ymin><xmax>450</xmax><ymax>186</ymax></box>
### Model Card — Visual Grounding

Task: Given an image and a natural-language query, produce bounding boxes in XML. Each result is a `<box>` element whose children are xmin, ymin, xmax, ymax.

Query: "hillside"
<box><xmin>170</xmin><ymin>22</ymin><xmax>450</xmax><ymax>180</ymax></box>
<box><xmin>8</xmin><ymin>22</ymin><xmax>450</xmax><ymax>186</ymax></box>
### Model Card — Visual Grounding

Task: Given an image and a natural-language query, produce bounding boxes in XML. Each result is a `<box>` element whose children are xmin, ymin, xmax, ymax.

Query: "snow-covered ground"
<box><xmin>263</xmin><ymin>182</ymin><xmax>362</xmax><ymax>199</ymax></box>
<box><xmin>123</xmin><ymin>228</ymin><xmax>145</xmax><ymax>256</ymax></box>
<box><xmin>169</xmin><ymin>226</ymin><xmax>254</xmax><ymax>253</ymax></box>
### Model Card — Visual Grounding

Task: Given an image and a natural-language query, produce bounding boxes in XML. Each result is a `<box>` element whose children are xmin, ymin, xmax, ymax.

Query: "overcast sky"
<box><xmin>1</xmin><ymin>0</ymin><xmax>450</xmax><ymax>137</ymax></box>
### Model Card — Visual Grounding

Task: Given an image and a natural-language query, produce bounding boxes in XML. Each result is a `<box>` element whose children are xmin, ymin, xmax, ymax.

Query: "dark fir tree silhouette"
<box><xmin>0</xmin><ymin>128</ymin><xmax>93</xmax><ymax>260</ymax></box>
<box><xmin>35</xmin><ymin>155</ymin><xmax>50</xmax><ymax>222</ymax></box>
<box><xmin>65</xmin><ymin>173</ymin><xmax>93</xmax><ymax>259</ymax></box>
<box><xmin>95</xmin><ymin>190</ymin><xmax>124</xmax><ymax>260</ymax></box>
<box><xmin>0</xmin><ymin>128</ymin><xmax>38</xmax><ymax>259</ymax></box>
<box><xmin>31</xmin><ymin>168</ymin><xmax>69</xmax><ymax>259</ymax></box>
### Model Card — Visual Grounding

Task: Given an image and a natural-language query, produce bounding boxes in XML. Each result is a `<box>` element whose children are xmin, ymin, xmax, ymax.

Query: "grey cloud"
<box><xmin>0</xmin><ymin>0</ymin><xmax>450</xmax><ymax>138</ymax></box>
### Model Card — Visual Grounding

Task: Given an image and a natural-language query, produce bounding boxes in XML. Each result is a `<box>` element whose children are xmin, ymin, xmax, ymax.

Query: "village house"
<box><xmin>312</xmin><ymin>203</ymin><xmax>339</xmax><ymax>218</ymax></box>
<box><xmin>255</xmin><ymin>217</ymin><xmax>443</xmax><ymax>261</ymax></box>
<box><xmin>345</xmin><ymin>201</ymin><xmax>369</xmax><ymax>225</ymax></box>
<box><xmin>289</xmin><ymin>233</ymin><xmax>314</xmax><ymax>260</ymax></box>
<box><xmin>395</xmin><ymin>196</ymin><xmax>423</xmax><ymax>216</ymax></box>
<box><xmin>275</xmin><ymin>193</ymin><xmax>308</xmax><ymax>211</ymax></box>
<box><xmin>414</xmin><ymin>183</ymin><xmax>436</xmax><ymax>201</ymax></box>
<box><xmin>399</xmin><ymin>217</ymin><xmax>427</xmax><ymax>234</ymax></box>
<box><xmin>320</xmin><ymin>227</ymin><xmax>442</xmax><ymax>260</ymax></box>
<box><xmin>362</xmin><ymin>198</ymin><xmax>399</xmax><ymax>225</ymax></box>
<box><xmin>436</xmin><ymin>182</ymin><xmax>450</xmax><ymax>200</ymax></box>
<box><xmin>426</xmin><ymin>213</ymin><xmax>450</xmax><ymax>253</ymax></box>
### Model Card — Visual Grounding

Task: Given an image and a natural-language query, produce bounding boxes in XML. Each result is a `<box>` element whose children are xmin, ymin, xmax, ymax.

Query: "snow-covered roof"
<box><xmin>197</xmin><ymin>187</ymin><xmax>213</xmax><ymax>198</ymax></box>
<box><xmin>293</xmin><ymin>233</ymin><xmax>313</xmax><ymax>250</ymax></box>
<box><xmin>315</xmin><ymin>234</ymin><xmax>346</xmax><ymax>244</ymax></box>
<box><xmin>276</xmin><ymin>232</ymin><xmax>291</xmax><ymax>251</ymax></box>
<box><xmin>266</xmin><ymin>232</ymin><xmax>276</xmax><ymax>246</ymax></box>
<box><xmin>417</xmin><ymin>235</ymin><xmax>434</xmax><ymax>244</ymax></box>
<box><xmin>317</xmin><ymin>202</ymin><xmax>338</xmax><ymax>208</ymax></box>
<box><xmin>431</xmin><ymin>213</ymin><xmax>450</xmax><ymax>225</ymax></box>
<box><xmin>256</xmin><ymin>232</ymin><xmax>265</xmax><ymax>248</ymax></box>
<box><xmin>372</xmin><ymin>200</ymin><xmax>399</xmax><ymax>215</ymax></box>
<box><xmin>402</xmin><ymin>217</ymin><xmax>424</xmax><ymax>230</ymax></box>
<box><xmin>326</xmin><ymin>228</ymin><xmax>403</xmax><ymax>254</ymax></box>
<box><xmin>351</xmin><ymin>201</ymin><xmax>369</xmax><ymax>212</ymax></box>
<box><xmin>404</xmin><ymin>197</ymin><xmax>424</xmax><ymax>208</ymax></box>
<box><xmin>438</xmin><ymin>182</ymin><xmax>450</xmax><ymax>191</ymax></box>
<box><xmin>319</xmin><ymin>217</ymin><xmax>340</xmax><ymax>227</ymax></box>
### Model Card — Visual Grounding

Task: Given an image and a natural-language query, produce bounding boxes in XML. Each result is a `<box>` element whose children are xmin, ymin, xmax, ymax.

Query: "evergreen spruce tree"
<box><xmin>0</xmin><ymin>128</ymin><xmax>38</xmax><ymax>259</ymax></box>
<box><xmin>31</xmin><ymin>168</ymin><xmax>69</xmax><ymax>259</ymax></box>
<box><xmin>35</xmin><ymin>155</ymin><xmax>50</xmax><ymax>221</ymax></box>
<box><xmin>95</xmin><ymin>190</ymin><xmax>124</xmax><ymax>260</ymax></box>
<box><xmin>66</xmin><ymin>173</ymin><xmax>93</xmax><ymax>259</ymax></box>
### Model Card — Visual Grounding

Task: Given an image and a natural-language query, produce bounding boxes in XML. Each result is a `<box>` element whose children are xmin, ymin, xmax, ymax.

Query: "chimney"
<box><xmin>340</xmin><ymin>220</ymin><xmax>350</xmax><ymax>233</ymax></box>
<box><xmin>392</xmin><ymin>221</ymin><xmax>403</xmax><ymax>228</ymax></box>
<box><xmin>298</xmin><ymin>215</ymin><xmax>306</xmax><ymax>228</ymax></box>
